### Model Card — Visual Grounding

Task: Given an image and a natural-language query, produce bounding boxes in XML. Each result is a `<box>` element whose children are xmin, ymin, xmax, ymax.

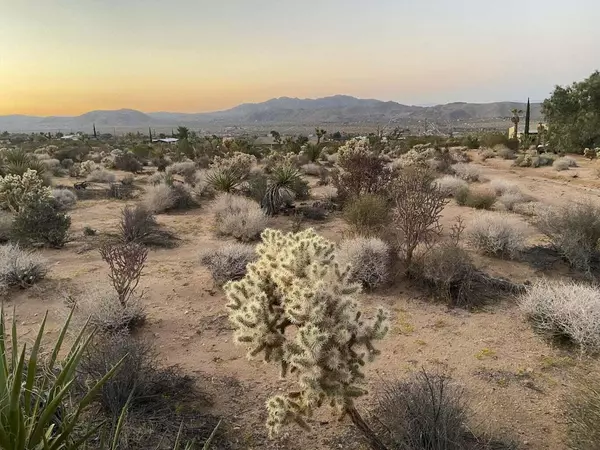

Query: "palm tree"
<box><xmin>511</xmin><ymin>108</ymin><xmax>523</xmax><ymax>138</ymax></box>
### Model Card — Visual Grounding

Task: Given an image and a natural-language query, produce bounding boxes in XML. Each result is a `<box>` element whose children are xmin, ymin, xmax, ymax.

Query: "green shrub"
<box><xmin>343</xmin><ymin>194</ymin><xmax>389</xmax><ymax>236</ymax></box>
<box><xmin>114</xmin><ymin>152</ymin><xmax>142</xmax><ymax>173</ymax></box>
<box><xmin>12</xmin><ymin>199</ymin><xmax>71</xmax><ymax>248</ymax></box>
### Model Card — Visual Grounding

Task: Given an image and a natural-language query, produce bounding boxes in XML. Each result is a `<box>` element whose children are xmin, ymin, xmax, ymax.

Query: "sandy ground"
<box><xmin>5</xmin><ymin>153</ymin><xmax>600</xmax><ymax>449</ymax></box>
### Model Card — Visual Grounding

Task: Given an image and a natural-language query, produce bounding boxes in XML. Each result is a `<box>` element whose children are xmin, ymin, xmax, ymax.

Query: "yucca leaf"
<box><xmin>29</xmin><ymin>380</ymin><xmax>74</xmax><ymax>445</ymax></box>
<box><xmin>202</xmin><ymin>419</ymin><xmax>222</xmax><ymax>450</ymax></box>
<box><xmin>24</xmin><ymin>312</ymin><xmax>48</xmax><ymax>416</ymax></box>
<box><xmin>110</xmin><ymin>391</ymin><xmax>133</xmax><ymax>450</ymax></box>
<box><xmin>9</xmin><ymin>346</ymin><xmax>27</xmax><ymax>450</ymax></box>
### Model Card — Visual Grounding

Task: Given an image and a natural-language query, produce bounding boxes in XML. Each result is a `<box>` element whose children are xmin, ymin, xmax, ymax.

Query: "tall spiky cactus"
<box><xmin>224</xmin><ymin>228</ymin><xmax>389</xmax><ymax>447</ymax></box>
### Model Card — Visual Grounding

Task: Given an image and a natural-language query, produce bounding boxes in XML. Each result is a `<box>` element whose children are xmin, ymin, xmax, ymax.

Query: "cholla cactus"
<box><xmin>337</xmin><ymin>137</ymin><xmax>370</xmax><ymax>161</ymax></box>
<box><xmin>0</xmin><ymin>169</ymin><xmax>51</xmax><ymax>213</ymax></box>
<box><xmin>224</xmin><ymin>228</ymin><xmax>389</xmax><ymax>437</ymax></box>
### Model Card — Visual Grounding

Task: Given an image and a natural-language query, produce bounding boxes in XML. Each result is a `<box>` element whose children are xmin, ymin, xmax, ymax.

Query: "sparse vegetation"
<box><xmin>434</xmin><ymin>175</ymin><xmax>468</xmax><ymax>197</ymax></box>
<box><xmin>452</xmin><ymin>163</ymin><xmax>482</xmax><ymax>182</ymax></box>
<box><xmin>567</xmin><ymin>373</ymin><xmax>600</xmax><ymax>450</ymax></box>
<box><xmin>119</xmin><ymin>205</ymin><xmax>178</xmax><ymax>247</ymax></box>
<box><xmin>0</xmin><ymin>243</ymin><xmax>48</xmax><ymax>288</ymax></box>
<box><xmin>343</xmin><ymin>194</ymin><xmax>389</xmax><ymax>236</ymax></box>
<box><xmin>87</xmin><ymin>168</ymin><xmax>117</xmax><ymax>183</ymax></box>
<box><xmin>51</xmin><ymin>188</ymin><xmax>77</xmax><ymax>210</ymax></box>
<box><xmin>455</xmin><ymin>186</ymin><xmax>496</xmax><ymax>209</ymax></box>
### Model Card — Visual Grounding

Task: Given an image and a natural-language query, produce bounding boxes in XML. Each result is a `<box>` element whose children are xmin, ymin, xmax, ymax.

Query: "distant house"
<box><xmin>152</xmin><ymin>138</ymin><xmax>178</xmax><ymax>144</ymax></box>
<box><xmin>61</xmin><ymin>134</ymin><xmax>80</xmax><ymax>141</ymax></box>
<box><xmin>508</xmin><ymin>123</ymin><xmax>546</xmax><ymax>140</ymax></box>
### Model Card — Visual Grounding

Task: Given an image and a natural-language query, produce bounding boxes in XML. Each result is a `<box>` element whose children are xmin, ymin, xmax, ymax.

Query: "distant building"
<box><xmin>508</xmin><ymin>123</ymin><xmax>546</xmax><ymax>140</ymax></box>
<box><xmin>61</xmin><ymin>134</ymin><xmax>80</xmax><ymax>141</ymax></box>
<box><xmin>152</xmin><ymin>138</ymin><xmax>178</xmax><ymax>143</ymax></box>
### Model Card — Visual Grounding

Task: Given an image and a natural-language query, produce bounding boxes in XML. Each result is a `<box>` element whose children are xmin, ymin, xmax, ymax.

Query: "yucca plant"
<box><xmin>0</xmin><ymin>306</ymin><xmax>123</xmax><ymax>450</ymax></box>
<box><xmin>205</xmin><ymin>168</ymin><xmax>243</xmax><ymax>193</ymax></box>
<box><xmin>261</xmin><ymin>164</ymin><xmax>301</xmax><ymax>216</ymax></box>
<box><xmin>2</xmin><ymin>148</ymin><xmax>47</xmax><ymax>177</ymax></box>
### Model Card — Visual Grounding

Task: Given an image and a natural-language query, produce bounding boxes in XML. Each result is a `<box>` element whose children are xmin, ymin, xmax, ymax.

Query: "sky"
<box><xmin>0</xmin><ymin>0</ymin><xmax>598</xmax><ymax>116</ymax></box>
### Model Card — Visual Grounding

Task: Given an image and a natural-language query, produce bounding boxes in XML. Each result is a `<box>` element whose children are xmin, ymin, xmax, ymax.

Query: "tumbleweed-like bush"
<box><xmin>210</xmin><ymin>194</ymin><xmax>268</xmax><ymax>241</ymax></box>
<box><xmin>433</xmin><ymin>175</ymin><xmax>468</xmax><ymax>197</ymax></box>
<box><xmin>224</xmin><ymin>228</ymin><xmax>389</xmax><ymax>445</ymax></box>
<box><xmin>200</xmin><ymin>242</ymin><xmax>257</xmax><ymax>286</ymax></box>
<box><xmin>519</xmin><ymin>279</ymin><xmax>600</xmax><ymax>352</ymax></box>
<box><xmin>337</xmin><ymin>237</ymin><xmax>391</xmax><ymax>289</ymax></box>
<box><xmin>451</xmin><ymin>163</ymin><xmax>482</xmax><ymax>182</ymax></box>
<box><xmin>467</xmin><ymin>212</ymin><xmax>527</xmax><ymax>258</ymax></box>
<box><xmin>51</xmin><ymin>188</ymin><xmax>77</xmax><ymax>211</ymax></box>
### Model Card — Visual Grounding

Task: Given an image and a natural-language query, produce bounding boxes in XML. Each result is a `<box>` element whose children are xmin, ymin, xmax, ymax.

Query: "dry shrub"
<box><xmin>144</xmin><ymin>182</ymin><xmax>196</xmax><ymax>213</ymax></box>
<box><xmin>451</xmin><ymin>163</ymin><xmax>482</xmax><ymax>181</ymax></box>
<box><xmin>537</xmin><ymin>201</ymin><xmax>600</xmax><ymax>272</ymax></box>
<box><xmin>119</xmin><ymin>205</ymin><xmax>178</xmax><ymax>248</ymax></box>
<box><xmin>301</xmin><ymin>163</ymin><xmax>322</xmax><ymax>176</ymax></box>
<box><xmin>337</xmin><ymin>237</ymin><xmax>390</xmax><ymax>289</ymax></box>
<box><xmin>455</xmin><ymin>186</ymin><xmax>496</xmax><ymax>210</ymax></box>
<box><xmin>374</xmin><ymin>371</ymin><xmax>467</xmax><ymax>450</ymax></box>
<box><xmin>332</xmin><ymin>138</ymin><xmax>394</xmax><ymax>202</ymax></box>
<box><xmin>74</xmin><ymin>285</ymin><xmax>145</xmax><ymax>332</ymax></box>
<box><xmin>210</xmin><ymin>194</ymin><xmax>268</xmax><ymax>241</ymax></box>
<box><xmin>413</xmin><ymin>241</ymin><xmax>479</xmax><ymax>308</ymax></box>
<box><xmin>497</xmin><ymin>191</ymin><xmax>530</xmax><ymax>211</ymax></box>
<box><xmin>77</xmin><ymin>332</ymin><xmax>219</xmax><ymax>447</ymax></box>
<box><xmin>553</xmin><ymin>158</ymin><xmax>571</xmax><ymax>171</ymax></box>
<box><xmin>496</xmin><ymin>146</ymin><xmax>516</xmax><ymax>160</ymax></box>
<box><xmin>567</xmin><ymin>373</ymin><xmax>600</xmax><ymax>450</ymax></box>
<box><xmin>86</xmin><ymin>168</ymin><xmax>116</xmax><ymax>183</ymax></box>
<box><xmin>467</xmin><ymin>212</ymin><xmax>527</xmax><ymax>258</ymax></box>
<box><xmin>489</xmin><ymin>179</ymin><xmax>519</xmax><ymax>195</ymax></box>
<box><xmin>0</xmin><ymin>243</ymin><xmax>48</xmax><ymax>288</ymax></box>
<box><xmin>480</xmin><ymin>148</ymin><xmax>496</xmax><ymax>160</ymax></box>
<box><xmin>166</xmin><ymin>161</ymin><xmax>196</xmax><ymax>184</ymax></box>
<box><xmin>433</xmin><ymin>175</ymin><xmax>468</xmax><ymax>197</ymax></box>
<box><xmin>393</xmin><ymin>167</ymin><xmax>448</xmax><ymax>267</ymax></box>
<box><xmin>200</xmin><ymin>243</ymin><xmax>257</xmax><ymax>286</ymax></box>
<box><xmin>343</xmin><ymin>194</ymin><xmax>389</xmax><ymax>236</ymax></box>
<box><xmin>519</xmin><ymin>279</ymin><xmax>600</xmax><ymax>352</ymax></box>
<box><xmin>51</xmin><ymin>188</ymin><xmax>77</xmax><ymax>210</ymax></box>
<box><xmin>0</xmin><ymin>211</ymin><xmax>12</xmax><ymax>243</ymax></box>
<box><xmin>100</xmin><ymin>242</ymin><xmax>148</xmax><ymax>307</ymax></box>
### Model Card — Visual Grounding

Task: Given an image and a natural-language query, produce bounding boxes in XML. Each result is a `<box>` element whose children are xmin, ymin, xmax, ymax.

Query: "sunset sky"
<box><xmin>0</xmin><ymin>0</ymin><xmax>598</xmax><ymax>116</ymax></box>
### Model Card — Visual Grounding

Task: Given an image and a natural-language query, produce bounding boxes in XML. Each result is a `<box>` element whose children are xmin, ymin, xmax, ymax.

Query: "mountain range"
<box><xmin>0</xmin><ymin>95</ymin><xmax>542</xmax><ymax>132</ymax></box>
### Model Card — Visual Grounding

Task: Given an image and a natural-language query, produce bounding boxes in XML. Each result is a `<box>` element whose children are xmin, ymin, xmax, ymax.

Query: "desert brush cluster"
<box><xmin>2</xmin><ymin>70</ymin><xmax>600</xmax><ymax>449</ymax></box>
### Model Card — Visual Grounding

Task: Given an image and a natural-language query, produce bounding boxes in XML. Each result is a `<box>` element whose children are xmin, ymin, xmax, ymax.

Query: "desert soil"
<box><xmin>5</xmin><ymin>153</ymin><xmax>600</xmax><ymax>449</ymax></box>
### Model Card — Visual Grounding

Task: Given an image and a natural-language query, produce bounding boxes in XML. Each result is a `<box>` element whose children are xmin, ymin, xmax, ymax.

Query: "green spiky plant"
<box><xmin>206</xmin><ymin>168</ymin><xmax>243</xmax><ymax>193</ymax></box>
<box><xmin>0</xmin><ymin>306</ymin><xmax>123</xmax><ymax>449</ymax></box>
<box><xmin>261</xmin><ymin>164</ymin><xmax>303</xmax><ymax>216</ymax></box>
<box><xmin>1</xmin><ymin>148</ymin><xmax>47</xmax><ymax>178</ymax></box>
<box><xmin>224</xmin><ymin>228</ymin><xmax>390</xmax><ymax>449</ymax></box>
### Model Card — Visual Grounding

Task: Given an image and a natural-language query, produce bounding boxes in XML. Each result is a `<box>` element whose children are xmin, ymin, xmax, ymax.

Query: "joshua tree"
<box><xmin>149</xmin><ymin>127</ymin><xmax>153</xmax><ymax>143</ymax></box>
<box><xmin>176</xmin><ymin>126</ymin><xmax>189</xmax><ymax>140</ymax></box>
<box><xmin>511</xmin><ymin>108</ymin><xmax>523</xmax><ymax>137</ymax></box>
<box><xmin>93</xmin><ymin>123</ymin><xmax>97</xmax><ymax>139</ymax></box>
<box><xmin>224</xmin><ymin>229</ymin><xmax>390</xmax><ymax>449</ymax></box>
<box><xmin>315</xmin><ymin>128</ymin><xmax>327</xmax><ymax>145</ymax></box>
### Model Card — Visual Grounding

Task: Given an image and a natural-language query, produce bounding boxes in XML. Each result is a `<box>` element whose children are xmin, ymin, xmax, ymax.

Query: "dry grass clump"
<box><xmin>553</xmin><ymin>156</ymin><xmax>577</xmax><ymax>171</ymax></box>
<box><xmin>210</xmin><ymin>194</ymin><xmax>268</xmax><ymax>241</ymax></box>
<box><xmin>451</xmin><ymin>163</ymin><xmax>482</xmax><ymax>181</ymax></box>
<box><xmin>537</xmin><ymin>201</ymin><xmax>600</xmax><ymax>272</ymax></box>
<box><xmin>86</xmin><ymin>168</ymin><xmax>117</xmax><ymax>183</ymax></box>
<box><xmin>497</xmin><ymin>191</ymin><xmax>530</xmax><ymax>211</ymax></box>
<box><xmin>433</xmin><ymin>175</ymin><xmax>468</xmax><ymax>197</ymax></box>
<box><xmin>0</xmin><ymin>243</ymin><xmax>48</xmax><ymax>288</ymax></box>
<box><xmin>567</xmin><ymin>373</ymin><xmax>600</xmax><ymax>450</ymax></box>
<box><xmin>467</xmin><ymin>212</ymin><xmax>527</xmax><ymax>258</ymax></box>
<box><xmin>455</xmin><ymin>186</ymin><xmax>496</xmax><ymax>210</ymax></box>
<box><xmin>337</xmin><ymin>237</ymin><xmax>391</xmax><ymax>289</ymax></box>
<box><xmin>51</xmin><ymin>188</ymin><xmax>77</xmax><ymax>211</ymax></box>
<box><xmin>343</xmin><ymin>194</ymin><xmax>389</xmax><ymax>236</ymax></box>
<box><xmin>200</xmin><ymin>243</ymin><xmax>257</xmax><ymax>286</ymax></box>
<box><xmin>519</xmin><ymin>279</ymin><xmax>600</xmax><ymax>352</ymax></box>
<box><xmin>495</xmin><ymin>146</ymin><xmax>516</xmax><ymax>160</ymax></box>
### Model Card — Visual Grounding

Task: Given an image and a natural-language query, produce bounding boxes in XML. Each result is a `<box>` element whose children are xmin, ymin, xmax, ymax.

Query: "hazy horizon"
<box><xmin>1</xmin><ymin>0</ymin><xmax>598</xmax><ymax>116</ymax></box>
